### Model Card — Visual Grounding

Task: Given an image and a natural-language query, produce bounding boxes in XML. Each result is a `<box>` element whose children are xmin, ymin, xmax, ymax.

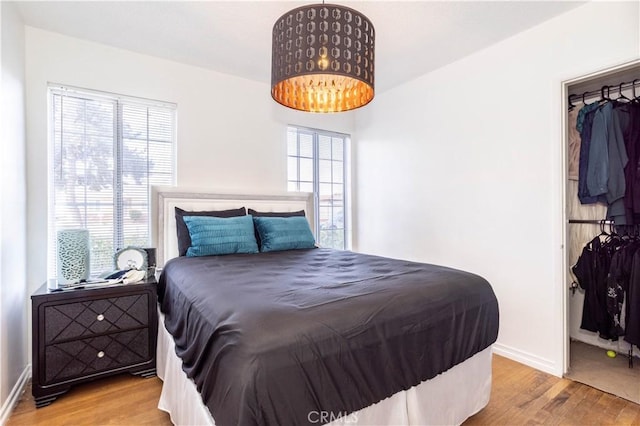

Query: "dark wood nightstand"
<box><xmin>31</xmin><ymin>279</ymin><xmax>158</xmax><ymax>408</ymax></box>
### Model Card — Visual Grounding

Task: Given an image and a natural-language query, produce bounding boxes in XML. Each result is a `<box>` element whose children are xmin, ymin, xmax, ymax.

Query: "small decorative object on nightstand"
<box><xmin>114</xmin><ymin>246</ymin><xmax>148</xmax><ymax>271</ymax></box>
<box><xmin>31</xmin><ymin>279</ymin><xmax>158</xmax><ymax>408</ymax></box>
<box><xmin>114</xmin><ymin>246</ymin><xmax>157</xmax><ymax>280</ymax></box>
<box><xmin>56</xmin><ymin>229</ymin><xmax>90</xmax><ymax>285</ymax></box>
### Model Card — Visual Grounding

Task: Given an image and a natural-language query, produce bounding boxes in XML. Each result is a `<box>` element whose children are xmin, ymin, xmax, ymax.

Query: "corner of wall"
<box><xmin>493</xmin><ymin>344</ymin><xmax>562</xmax><ymax>377</ymax></box>
<box><xmin>1</xmin><ymin>0</ymin><xmax>29</xmax><ymax>416</ymax></box>
<box><xmin>0</xmin><ymin>366</ymin><xmax>31</xmax><ymax>425</ymax></box>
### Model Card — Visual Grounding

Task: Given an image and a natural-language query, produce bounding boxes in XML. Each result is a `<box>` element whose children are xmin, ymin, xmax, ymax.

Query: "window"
<box><xmin>48</xmin><ymin>86</ymin><xmax>176</xmax><ymax>277</ymax></box>
<box><xmin>287</xmin><ymin>126</ymin><xmax>349</xmax><ymax>250</ymax></box>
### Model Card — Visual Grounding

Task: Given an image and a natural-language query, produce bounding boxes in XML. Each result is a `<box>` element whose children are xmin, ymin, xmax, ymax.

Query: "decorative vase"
<box><xmin>56</xmin><ymin>229</ymin><xmax>90</xmax><ymax>285</ymax></box>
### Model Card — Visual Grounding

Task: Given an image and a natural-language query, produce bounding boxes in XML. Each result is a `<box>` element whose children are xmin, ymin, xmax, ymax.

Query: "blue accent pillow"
<box><xmin>175</xmin><ymin>206</ymin><xmax>246</xmax><ymax>256</ymax></box>
<box><xmin>183</xmin><ymin>215</ymin><xmax>258</xmax><ymax>257</ymax></box>
<box><xmin>253</xmin><ymin>216</ymin><xmax>316</xmax><ymax>252</ymax></box>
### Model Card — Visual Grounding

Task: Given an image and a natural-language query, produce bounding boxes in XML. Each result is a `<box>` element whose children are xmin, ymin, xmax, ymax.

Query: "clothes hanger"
<box><xmin>580</xmin><ymin>91</ymin><xmax>596</xmax><ymax>106</ymax></box>
<box><xmin>568</xmin><ymin>94</ymin><xmax>577</xmax><ymax>111</ymax></box>
<box><xmin>599</xmin><ymin>219</ymin><xmax>609</xmax><ymax>236</ymax></box>
<box><xmin>589</xmin><ymin>219</ymin><xmax>608</xmax><ymax>247</ymax></box>
<box><xmin>633</xmin><ymin>79</ymin><xmax>640</xmax><ymax>103</ymax></box>
<box><xmin>615</xmin><ymin>82</ymin><xmax>631</xmax><ymax>103</ymax></box>
<box><xmin>600</xmin><ymin>85</ymin><xmax>612</xmax><ymax>103</ymax></box>
<box><xmin>607</xmin><ymin>220</ymin><xmax>620</xmax><ymax>241</ymax></box>
<box><xmin>603</xmin><ymin>220</ymin><xmax>625</xmax><ymax>248</ymax></box>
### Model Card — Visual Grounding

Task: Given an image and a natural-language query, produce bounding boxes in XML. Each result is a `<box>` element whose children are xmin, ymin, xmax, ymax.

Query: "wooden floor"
<box><xmin>464</xmin><ymin>356</ymin><xmax>640</xmax><ymax>425</ymax></box>
<box><xmin>7</xmin><ymin>375</ymin><xmax>172</xmax><ymax>426</ymax></box>
<box><xmin>7</xmin><ymin>355</ymin><xmax>640</xmax><ymax>425</ymax></box>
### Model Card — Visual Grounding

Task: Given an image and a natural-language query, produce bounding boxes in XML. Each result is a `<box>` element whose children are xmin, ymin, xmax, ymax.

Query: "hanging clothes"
<box><xmin>573</xmin><ymin>231</ymin><xmax>640</xmax><ymax>341</ymax></box>
<box><xmin>625</xmin><ymin>248</ymin><xmax>640</xmax><ymax>346</ymax></box>
<box><xmin>575</xmin><ymin>95</ymin><xmax>640</xmax><ymax>224</ymax></box>
<box><xmin>568</xmin><ymin>107</ymin><xmax>581</xmax><ymax>181</ymax></box>
<box><xmin>624</xmin><ymin>104</ymin><xmax>640</xmax><ymax>224</ymax></box>
<box><xmin>587</xmin><ymin>103</ymin><xmax>613</xmax><ymax>199</ymax></box>
<box><xmin>606</xmin><ymin>102</ymin><xmax>630</xmax><ymax>224</ymax></box>
<box><xmin>571</xmin><ymin>83</ymin><xmax>640</xmax><ymax>344</ymax></box>
<box><xmin>577</xmin><ymin>103</ymin><xmax>605</xmax><ymax>204</ymax></box>
<box><xmin>606</xmin><ymin>239</ymin><xmax>637</xmax><ymax>338</ymax></box>
<box><xmin>573</xmin><ymin>234</ymin><xmax>618</xmax><ymax>339</ymax></box>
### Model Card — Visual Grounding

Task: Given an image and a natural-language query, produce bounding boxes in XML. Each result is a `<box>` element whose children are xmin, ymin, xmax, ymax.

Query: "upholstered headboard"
<box><xmin>151</xmin><ymin>186</ymin><xmax>314</xmax><ymax>267</ymax></box>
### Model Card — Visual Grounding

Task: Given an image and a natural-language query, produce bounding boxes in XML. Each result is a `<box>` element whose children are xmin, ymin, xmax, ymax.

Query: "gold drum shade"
<box><xmin>271</xmin><ymin>4</ymin><xmax>375</xmax><ymax>113</ymax></box>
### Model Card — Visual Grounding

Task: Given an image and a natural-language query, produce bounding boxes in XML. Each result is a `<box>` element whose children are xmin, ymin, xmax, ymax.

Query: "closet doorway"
<box><xmin>563</xmin><ymin>60</ymin><xmax>640</xmax><ymax>404</ymax></box>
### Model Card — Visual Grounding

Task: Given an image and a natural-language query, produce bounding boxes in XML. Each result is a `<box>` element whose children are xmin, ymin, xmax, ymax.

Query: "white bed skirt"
<box><xmin>157</xmin><ymin>312</ymin><xmax>492</xmax><ymax>425</ymax></box>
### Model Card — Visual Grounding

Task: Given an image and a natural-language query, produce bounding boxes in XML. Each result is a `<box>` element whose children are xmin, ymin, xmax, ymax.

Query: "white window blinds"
<box><xmin>48</xmin><ymin>86</ymin><xmax>176</xmax><ymax>277</ymax></box>
<box><xmin>287</xmin><ymin>126</ymin><xmax>349</xmax><ymax>250</ymax></box>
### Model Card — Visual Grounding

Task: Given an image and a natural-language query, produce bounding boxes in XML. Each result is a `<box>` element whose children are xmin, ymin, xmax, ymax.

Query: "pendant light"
<box><xmin>271</xmin><ymin>3</ymin><xmax>375</xmax><ymax>113</ymax></box>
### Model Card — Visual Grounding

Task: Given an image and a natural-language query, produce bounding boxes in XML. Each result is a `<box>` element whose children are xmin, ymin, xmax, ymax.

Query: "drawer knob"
<box><xmin>97</xmin><ymin>314</ymin><xmax>104</xmax><ymax>321</ymax></box>
<box><xmin>97</xmin><ymin>351</ymin><xmax>105</xmax><ymax>358</ymax></box>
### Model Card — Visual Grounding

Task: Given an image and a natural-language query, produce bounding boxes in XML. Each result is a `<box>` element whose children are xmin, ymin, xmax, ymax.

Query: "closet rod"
<box><xmin>568</xmin><ymin>79</ymin><xmax>638</xmax><ymax>103</ymax></box>
<box><xmin>568</xmin><ymin>219</ymin><xmax>614</xmax><ymax>224</ymax></box>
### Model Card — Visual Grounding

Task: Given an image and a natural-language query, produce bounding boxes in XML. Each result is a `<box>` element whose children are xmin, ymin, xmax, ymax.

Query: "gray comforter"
<box><xmin>158</xmin><ymin>248</ymin><xmax>499</xmax><ymax>425</ymax></box>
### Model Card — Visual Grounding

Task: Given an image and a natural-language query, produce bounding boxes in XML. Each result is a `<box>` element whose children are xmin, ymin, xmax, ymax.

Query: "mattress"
<box><xmin>158</xmin><ymin>248</ymin><xmax>499</xmax><ymax>425</ymax></box>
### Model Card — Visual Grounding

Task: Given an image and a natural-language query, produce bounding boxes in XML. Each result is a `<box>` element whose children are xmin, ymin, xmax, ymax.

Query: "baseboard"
<box><xmin>493</xmin><ymin>343</ymin><xmax>561</xmax><ymax>377</ymax></box>
<box><xmin>0</xmin><ymin>364</ymin><xmax>31</xmax><ymax>425</ymax></box>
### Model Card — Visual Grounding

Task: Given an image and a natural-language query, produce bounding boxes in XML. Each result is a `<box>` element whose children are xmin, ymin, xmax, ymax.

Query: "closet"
<box><xmin>564</xmin><ymin>60</ymin><xmax>640</xmax><ymax>403</ymax></box>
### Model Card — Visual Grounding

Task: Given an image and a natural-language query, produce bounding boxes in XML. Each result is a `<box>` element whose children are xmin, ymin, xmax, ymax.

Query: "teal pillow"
<box><xmin>183</xmin><ymin>215</ymin><xmax>258</xmax><ymax>257</ymax></box>
<box><xmin>253</xmin><ymin>216</ymin><xmax>316</xmax><ymax>252</ymax></box>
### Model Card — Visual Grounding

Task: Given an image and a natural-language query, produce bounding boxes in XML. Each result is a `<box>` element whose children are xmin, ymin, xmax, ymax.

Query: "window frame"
<box><xmin>287</xmin><ymin>125</ymin><xmax>350</xmax><ymax>250</ymax></box>
<box><xmin>47</xmin><ymin>84</ymin><xmax>177</xmax><ymax>278</ymax></box>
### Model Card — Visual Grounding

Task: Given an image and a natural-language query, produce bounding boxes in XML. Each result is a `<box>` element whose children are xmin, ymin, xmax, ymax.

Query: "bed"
<box><xmin>151</xmin><ymin>188</ymin><xmax>499</xmax><ymax>425</ymax></box>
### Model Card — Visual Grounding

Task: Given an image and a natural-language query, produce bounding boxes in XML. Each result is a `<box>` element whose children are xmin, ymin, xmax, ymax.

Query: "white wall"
<box><xmin>0</xmin><ymin>0</ymin><xmax>29</xmax><ymax>418</ymax></box>
<box><xmin>354</xmin><ymin>1</ymin><xmax>640</xmax><ymax>376</ymax></box>
<box><xmin>25</xmin><ymin>27</ymin><xmax>356</xmax><ymax>294</ymax></box>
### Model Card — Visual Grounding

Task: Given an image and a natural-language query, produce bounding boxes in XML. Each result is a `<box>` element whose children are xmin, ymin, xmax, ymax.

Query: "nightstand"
<box><xmin>31</xmin><ymin>279</ymin><xmax>158</xmax><ymax>408</ymax></box>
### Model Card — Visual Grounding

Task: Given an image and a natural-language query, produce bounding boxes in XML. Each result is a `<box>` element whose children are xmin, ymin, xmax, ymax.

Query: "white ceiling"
<box><xmin>16</xmin><ymin>1</ymin><xmax>585</xmax><ymax>93</ymax></box>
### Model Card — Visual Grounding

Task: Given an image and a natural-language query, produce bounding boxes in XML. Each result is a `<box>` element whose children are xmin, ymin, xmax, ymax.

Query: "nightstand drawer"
<box><xmin>44</xmin><ymin>293</ymin><xmax>149</xmax><ymax>344</ymax></box>
<box><xmin>43</xmin><ymin>328</ymin><xmax>150</xmax><ymax>384</ymax></box>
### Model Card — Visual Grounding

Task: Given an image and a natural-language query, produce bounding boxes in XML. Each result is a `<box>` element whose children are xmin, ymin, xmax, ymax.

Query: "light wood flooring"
<box><xmin>7</xmin><ymin>355</ymin><xmax>640</xmax><ymax>425</ymax></box>
<box><xmin>464</xmin><ymin>356</ymin><xmax>640</xmax><ymax>425</ymax></box>
<box><xmin>7</xmin><ymin>374</ymin><xmax>172</xmax><ymax>425</ymax></box>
